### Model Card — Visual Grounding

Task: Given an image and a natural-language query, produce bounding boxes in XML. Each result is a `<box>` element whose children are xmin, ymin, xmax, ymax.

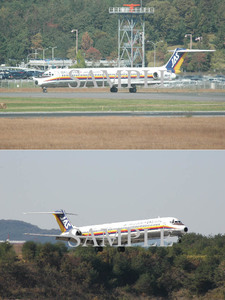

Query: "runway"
<box><xmin>1</xmin><ymin>111</ymin><xmax>225</xmax><ymax>118</ymax></box>
<box><xmin>1</xmin><ymin>90</ymin><xmax>225</xmax><ymax>101</ymax></box>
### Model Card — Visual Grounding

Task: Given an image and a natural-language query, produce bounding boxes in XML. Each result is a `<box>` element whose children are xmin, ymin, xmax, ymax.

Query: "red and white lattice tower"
<box><xmin>109</xmin><ymin>4</ymin><xmax>154</xmax><ymax>67</ymax></box>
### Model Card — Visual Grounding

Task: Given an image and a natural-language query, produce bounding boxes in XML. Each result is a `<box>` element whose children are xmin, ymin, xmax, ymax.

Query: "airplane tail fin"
<box><xmin>164</xmin><ymin>48</ymin><xmax>188</xmax><ymax>74</ymax></box>
<box><xmin>165</xmin><ymin>48</ymin><xmax>215</xmax><ymax>74</ymax></box>
<box><xmin>53</xmin><ymin>209</ymin><xmax>75</xmax><ymax>233</ymax></box>
<box><xmin>24</xmin><ymin>209</ymin><xmax>76</xmax><ymax>233</ymax></box>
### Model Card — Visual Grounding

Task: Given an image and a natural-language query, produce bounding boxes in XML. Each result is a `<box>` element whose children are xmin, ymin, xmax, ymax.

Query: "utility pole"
<box><xmin>71</xmin><ymin>29</ymin><xmax>78</xmax><ymax>58</ymax></box>
<box><xmin>147</xmin><ymin>40</ymin><xmax>163</xmax><ymax>67</ymax></box>
<box><xmin>185</xmin><ymin>34</ymin><xmax>192</xmax><ymax>49</ymax></box>
<box><xmin>50</xmin><ymin>46</ymin><xmax>57</xmax><ymax>60</ymax></box>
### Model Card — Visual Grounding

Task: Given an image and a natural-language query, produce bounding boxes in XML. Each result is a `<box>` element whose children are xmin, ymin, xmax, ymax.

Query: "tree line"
<box><xmin>0</xmin><ymin>0</ymin><xmax>224</xmax><ymax>71</ymax></box>
<box><xmin>0</xmin><ymin>233</ymin><xmax>224</xmax><ymax>299</ymax></box>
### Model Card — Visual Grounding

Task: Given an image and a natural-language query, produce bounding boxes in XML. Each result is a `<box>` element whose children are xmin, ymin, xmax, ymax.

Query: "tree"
<box><xmin>214</xmin><ymin>24</ymin><xmax>225</xmax><ymax>50</ymax></box>
<box><xmin>81</xmin><ymin>32</ymin><xmax>93</xmax><ymax>52</ymax></box>
<box><xmin>67</xmin><ymin>47</ymin><xmax>76</xmax><ymax>60</ymax></box>
<box><xmin>22</xmin><ymin>241</ymin><xmax>37</xmax><ymax>261</ymax></box>
<box><xmin>94</xmin><ymin>36</ymin><xmax>115</xmax><ymax>58</ymax></box>
<box><xmin>0</xmin><ymin>242</ymin><xmax>16</xmax><ymax>263</ymax></box>
<box><xmin>134</xmin><ymin>273</ymin><xmax>157</xmax><ymax>295</ymax></box>
<box><xmin>70</xmin><ymin>50</ymin><xmax>86</xmax><ymax>68</ymax></box>
<box><xmin>85</xmin><ymin>47</ymin><xmax>102</xmax><ymax>61</ymax></box>
<box><xmin>31</xmin><ymin>32</ymin><xmax>43</xmax><ymax>50</ymax></box>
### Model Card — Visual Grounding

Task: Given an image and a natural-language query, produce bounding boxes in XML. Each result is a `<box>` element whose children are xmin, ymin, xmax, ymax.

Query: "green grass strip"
<box><xmin>0</xmin><ymin>97</ymin><xmax>225</xmax><ymax>112</ymax></box>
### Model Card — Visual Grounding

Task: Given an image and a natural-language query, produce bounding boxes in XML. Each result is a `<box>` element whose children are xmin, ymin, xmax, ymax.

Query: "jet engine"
<box><xmin>66</xmin><ymin>228</ymin><xmax>83</xmax><ymax>247</ymax></box>
<box><xmin>72</xmin><ymin>228</ymin><xmax>82</xmax><ymax>236</ymax></box>
<box><xmin>153</xmin><ymin>72</ymin><xmax>160</xmax><ymax>79</ymax></box>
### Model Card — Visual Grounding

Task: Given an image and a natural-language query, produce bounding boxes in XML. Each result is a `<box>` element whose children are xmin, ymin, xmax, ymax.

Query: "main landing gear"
<box><xmin>129</xmin><ymin>86</ymin><xmax>137</xmax><ymax>93</ymax></box>
<box><xmin>94</xmin><ymin>246</ymin><xmax>126</xmax><ymax>253</ymax></box>
<box><xmin>109</xmin><ymin>85</ymin><xmax>137</xmax><ymax>93</ymax></box>
<box><xmin>110</xmin><ymin>86</ymin><xmax>118</xmax><ymax>93</ymax></box>
<box><xmin>42</xmin><ymin>87</ymin><xmax>47</xmax><ymax>93</ymax></box>
<box><xmin>95</xmin><ymin>247</ymin><xmax>104</xmax><ymax>253</ymax></box>
<box><xmin>117</xmin><ymin>246</ymin><xmax>125</xmax><ymax>252</ymax></box>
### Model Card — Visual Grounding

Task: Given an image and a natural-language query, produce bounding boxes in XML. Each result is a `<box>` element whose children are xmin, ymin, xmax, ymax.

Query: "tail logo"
<box><xmin>60</xmin><ymin>216</ymin><xmax>72</xmax><ymax>230</ymax></box>
<box><xmin>171</xmin><ymin>52</ymin><xmax>180</xmax><ymax>68</ymax></box>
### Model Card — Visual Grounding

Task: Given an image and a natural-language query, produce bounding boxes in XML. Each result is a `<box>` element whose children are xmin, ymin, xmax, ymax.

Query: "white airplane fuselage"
<box><xmin>33</xmin><ymin>48</ymin><xmax>214</xmax><ymax>93</ymax></box>
<box><xmin>58</xmin><ymin>215</ymin><xmax>188</xmax><ymax>247</ymax></box>
<box><xmin>33</xmin><ymin>66</ymin><xmax>175</xmax><ymax>92</ymax></box>
<box><xmin>25</xmin><ymin>210</ymin><xmax>188</xmax><ymax>250</ymax></box>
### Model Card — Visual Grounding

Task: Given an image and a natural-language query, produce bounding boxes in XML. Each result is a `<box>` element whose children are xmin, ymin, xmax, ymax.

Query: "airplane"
<box><xmin>24</xmin><ymin>209</ymin><xmax>188</xmax><ymax>252</ymax></box>
<box><xmin>33</xmin><ymin>48</ymin><xmax>214</xmax><ymax>93</ymax></box>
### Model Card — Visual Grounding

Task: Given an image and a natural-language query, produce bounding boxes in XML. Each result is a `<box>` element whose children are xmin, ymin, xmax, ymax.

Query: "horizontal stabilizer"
<box><xmin>168</xmin><ymin>49</ymin><xmax>215</xmax><ymax>52</ymax></box>
<box><xmin>24</xmin><ymin>232</ymin><xmax>89</xmax><ymax>239</ymax></box>
<box><xmin>24</xmin><ymin>211</ymin><xmax>77</xmax><ymax>215</ymax></box>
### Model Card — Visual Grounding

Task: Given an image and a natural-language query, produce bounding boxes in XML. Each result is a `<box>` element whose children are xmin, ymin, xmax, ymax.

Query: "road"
<box><xmin>1</xmin><ymin>111</ymin><xmax>225</xmax><ymax>118</ymax></box>
<box><xmin>0</xmin><ymin>90</ymin><xmax>225</xmax><ymax>101</ymax></box>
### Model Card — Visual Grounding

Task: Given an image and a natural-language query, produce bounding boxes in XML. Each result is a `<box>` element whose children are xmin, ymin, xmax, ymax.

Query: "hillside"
<box><xmin>0</xmin><ymin>220</ymin><xmax>60</xmax><ymax>243</ymax></box>
<box><xmin>0</xmin><ymin>0</ymin><xmax>224</xmax><ymax>71</ymax></box>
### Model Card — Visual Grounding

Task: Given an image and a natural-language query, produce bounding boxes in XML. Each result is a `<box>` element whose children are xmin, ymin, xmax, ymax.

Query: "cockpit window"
<box><xmin>171</xmin><ymin>220</ymin><xmax>184</xmax><ymax>225</ymax></box>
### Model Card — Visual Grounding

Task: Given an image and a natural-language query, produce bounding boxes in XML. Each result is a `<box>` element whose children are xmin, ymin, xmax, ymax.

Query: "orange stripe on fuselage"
<box><xmin>82</xmin><ymin>225</ymin><xmax>175</xmax><ymax>237</ymax></box>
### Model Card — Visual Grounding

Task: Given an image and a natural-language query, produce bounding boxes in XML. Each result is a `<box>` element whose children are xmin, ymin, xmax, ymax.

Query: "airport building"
<box><xmin>26</xmin><ymin>59</ymin><xmax>117</xmax><ymax>69</ymax></box>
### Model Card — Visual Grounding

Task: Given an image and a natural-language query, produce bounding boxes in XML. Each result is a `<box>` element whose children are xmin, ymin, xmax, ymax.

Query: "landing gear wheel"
<box><xmin>95</xmin><ymin>247</ymin><xmax>103</xmax><ymax>253</ymax></box>
<box><xmin>117</xmin><ymin>246</ymin><xmax>125</xmax><ymax>253</ymax></box>
<box><xmin>129</xmin><ymin>86</ymin><xmax>137</xmax><ymax>93</ymax></box>
<box><xmin>110</xmin><ymin>86</ymin><xmax>118</xmax><ymax>93</ymax></box>
<box><xmin>42</xmin><ymin>87</ymin><xmax>47</xmax><ymax>93</ymax></box>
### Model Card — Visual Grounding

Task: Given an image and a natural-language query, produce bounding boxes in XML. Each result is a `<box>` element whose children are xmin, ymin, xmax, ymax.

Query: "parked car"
<box><xmin>26</xmin><ymin>70</ymin><xmax>44</xmax><ymax>78</ymax></box>
<box><xmin>8</xmin><ymin>70</ymin><xmax>28</xmax><ymax>79</ymax></box>
<box><xmin>0</xmin><ymin>70</ymin><xmax>12</xmax><ymax>79</ymax></box>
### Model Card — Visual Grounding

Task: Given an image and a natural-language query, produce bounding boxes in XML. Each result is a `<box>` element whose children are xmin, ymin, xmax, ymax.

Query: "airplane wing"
<box><xmin>24</xmin><ymin>233</ymin><xmax>60</xmax><ymax>237</ymax></box>
<box><xmin>24</xmin><ymin>232</ymin><xmax>105</xmax><ymax>243</ymax></box>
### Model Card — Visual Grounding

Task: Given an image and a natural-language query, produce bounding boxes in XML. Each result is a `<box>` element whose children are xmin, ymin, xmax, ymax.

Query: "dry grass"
<box><xmin>0</xmin><ymin>117</ymin><xmax>224</xmax><ymax>149</ymax></box>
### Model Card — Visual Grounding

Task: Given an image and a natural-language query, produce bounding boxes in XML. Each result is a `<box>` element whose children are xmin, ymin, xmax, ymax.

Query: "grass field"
<box><xmin>1</xmin><ymin>116</ymin><xmax>225</xmax><ymax>149</ymax></box>
<box><xmin>1</xmin><ymin>97</ymin><xmax>225</xmax><ymax>112</ymax></box>
<box><xmin>0</xmin><ymin>90</ymin><xmax>224</xmax><ymax>149</ymax></box>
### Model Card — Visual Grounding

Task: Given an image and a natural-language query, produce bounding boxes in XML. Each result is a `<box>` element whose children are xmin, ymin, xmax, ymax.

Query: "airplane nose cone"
<box><xmin>184</xmin><ymin>227</ymin><xmax>188</xmax><ymax>232</ymax></box>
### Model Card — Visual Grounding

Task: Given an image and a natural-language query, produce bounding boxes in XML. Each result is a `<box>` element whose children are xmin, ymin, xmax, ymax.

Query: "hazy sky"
<box><xmin>0</xmin><ymin>150</ymin><xmax>224</xmax><ymax>236</ymax></box>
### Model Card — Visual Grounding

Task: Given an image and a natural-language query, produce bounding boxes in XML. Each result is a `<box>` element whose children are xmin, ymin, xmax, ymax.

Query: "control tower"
<box><xmin>109</xmin><ymin>5</ymin><xmax>154</xmax><ymax>67</ymax></box>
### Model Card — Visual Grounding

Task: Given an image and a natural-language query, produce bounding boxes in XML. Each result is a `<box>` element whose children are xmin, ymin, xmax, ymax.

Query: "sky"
<box><xmin>0</xmin><ymin>150</ymin><xmax>224</xmax><ymax>236</ymax></box>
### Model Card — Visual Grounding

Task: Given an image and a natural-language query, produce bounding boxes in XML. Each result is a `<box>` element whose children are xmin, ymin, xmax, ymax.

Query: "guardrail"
<box><xmin>0</xmin><ymin>79</ymin><xmax>36</xmax><ymax>89</ymax></box>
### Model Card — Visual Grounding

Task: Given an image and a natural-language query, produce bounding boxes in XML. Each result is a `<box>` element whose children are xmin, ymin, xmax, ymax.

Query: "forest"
<box><xmin>0</xmin><ymin>233</ymin><xmax>224</xmax><ymax>299</ymax></box>
<box><xmin>0</xmin><ymin>0</ymin><xmax>224</xmax><ymax>72</ymax></box>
